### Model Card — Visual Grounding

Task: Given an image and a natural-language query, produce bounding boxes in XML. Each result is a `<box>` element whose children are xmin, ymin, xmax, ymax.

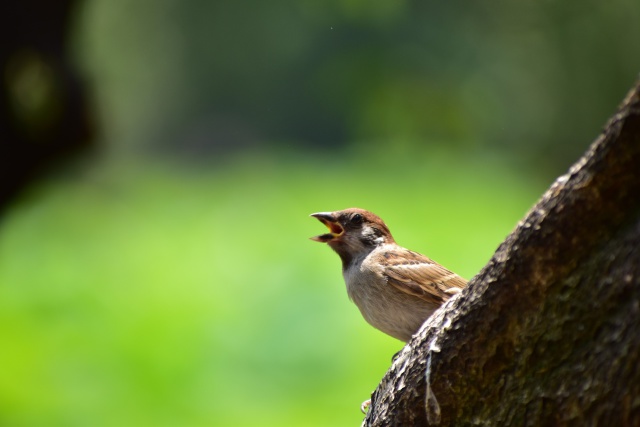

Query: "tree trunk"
<box><xmin>364</xmin><ymin>79</ymin><xmax>640</xmax><ymax>426</ymax></box>
<box><xmin>0</xmin><ymin>0</ymin><xmax>93</xmax><ymax>213</ymax></box>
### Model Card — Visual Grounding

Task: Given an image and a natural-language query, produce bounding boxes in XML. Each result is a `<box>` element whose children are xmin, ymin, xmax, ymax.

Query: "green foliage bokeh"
<box><xmin>0</xmin><ymin>153</ymin><xmax>543</xmax><ymax>426</ymax></box>
<box><xmin>2</xmin><ymin>0</ymin><xmax>639</xmax><ymax>425</ymax></box>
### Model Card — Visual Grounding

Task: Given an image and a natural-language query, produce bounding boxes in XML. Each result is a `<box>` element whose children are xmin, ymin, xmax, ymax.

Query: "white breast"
<box><xmin>341</xmin><ymin>245</ymin><xmax>439</xmax><ymax>342</ymax></box>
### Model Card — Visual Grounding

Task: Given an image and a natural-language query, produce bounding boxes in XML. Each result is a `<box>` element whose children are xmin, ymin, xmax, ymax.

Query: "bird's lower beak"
<box><xmin>310</xmin><ymin>212</ymin><xmax>344</xmax><ymax>242</ymax></box>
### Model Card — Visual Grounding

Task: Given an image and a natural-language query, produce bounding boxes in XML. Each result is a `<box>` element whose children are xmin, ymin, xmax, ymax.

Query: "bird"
<box><xmin>310</xmin><ymin>208</ymin><xmax>467</xmax><ymax>342</ymax></box>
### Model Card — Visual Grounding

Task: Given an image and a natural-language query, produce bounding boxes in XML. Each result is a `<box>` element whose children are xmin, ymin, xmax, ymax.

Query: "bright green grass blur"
<box><xmin>0</xmin><ymin>151</ymin><xmax>546</xmax><ymax>426</ymax></box>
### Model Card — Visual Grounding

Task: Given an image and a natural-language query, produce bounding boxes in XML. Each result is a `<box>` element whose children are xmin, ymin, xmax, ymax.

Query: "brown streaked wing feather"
<box><xmin>378</xmin><ymin>248</ymin><xmax>467</xmax><ymax>304</ymax></box>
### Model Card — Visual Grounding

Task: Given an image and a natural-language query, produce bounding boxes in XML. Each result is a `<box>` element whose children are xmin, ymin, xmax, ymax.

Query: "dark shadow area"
<box><xmin>0</xmin><ymin>1</ymin><xmax>94</xmax><ymax>212</ymax></box>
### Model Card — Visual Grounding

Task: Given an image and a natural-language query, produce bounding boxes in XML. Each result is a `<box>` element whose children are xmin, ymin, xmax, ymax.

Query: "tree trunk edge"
<box><xmin>363</xmin><ymin>79</ymin><xmax>640</xmax><ymax>426</ymax></box>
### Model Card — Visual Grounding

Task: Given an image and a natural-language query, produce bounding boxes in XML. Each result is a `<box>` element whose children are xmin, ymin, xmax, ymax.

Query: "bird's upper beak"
<box><xmin>310</xmin><ymin>212</ymin><xmax>344</xmax><ymax>242</ymax></box>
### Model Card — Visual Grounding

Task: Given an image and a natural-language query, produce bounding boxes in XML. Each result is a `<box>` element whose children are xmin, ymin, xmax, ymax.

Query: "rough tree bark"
<box><xmin>364</xmin><ymin>79</ymin><xmax>640</xmax><ymax>426</ymax></box>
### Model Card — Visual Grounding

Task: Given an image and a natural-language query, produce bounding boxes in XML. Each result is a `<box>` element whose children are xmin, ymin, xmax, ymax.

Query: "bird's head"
<box><xmin>310</xmin><ymin>208</ymin><xmax>395</xmax><ymax>266</ymax></box>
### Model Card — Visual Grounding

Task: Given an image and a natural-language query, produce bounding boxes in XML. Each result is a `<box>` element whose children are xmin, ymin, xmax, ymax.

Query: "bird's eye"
<box><xmin>350</xmin><ymin>213</ymin><xmax>363</xmax><ymax>225</ymax></box>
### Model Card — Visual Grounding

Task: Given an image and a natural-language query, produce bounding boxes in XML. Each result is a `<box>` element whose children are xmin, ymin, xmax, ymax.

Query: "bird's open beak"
<box><xmin>310</xmin><ymin>212</ymin><xmax>344</xmax><ymax>242</ymax></box>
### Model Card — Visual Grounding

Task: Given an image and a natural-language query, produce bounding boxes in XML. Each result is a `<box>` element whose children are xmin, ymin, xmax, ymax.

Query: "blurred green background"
<box><xmin>1</xmin><ymin>1</ymin><xmax>639</xmax><ymax>426</ymax></box>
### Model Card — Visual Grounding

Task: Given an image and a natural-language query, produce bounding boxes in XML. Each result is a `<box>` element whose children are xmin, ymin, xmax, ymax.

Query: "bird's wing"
<box><xmin>377</xmin><ymin>248</ymin><xmax>467</xmax><ymax>305</ymax></box>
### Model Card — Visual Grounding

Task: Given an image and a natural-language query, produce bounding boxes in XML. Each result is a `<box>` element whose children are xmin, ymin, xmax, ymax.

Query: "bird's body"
<box><xmin>311</xmin><ymin>208</ymin><xmax>466</xmax><ymax>342</ymax></box>
<box><xmin>343</xmin><ymin>243</ymin><xmax>465</xmax><ymax>341</ymax></box>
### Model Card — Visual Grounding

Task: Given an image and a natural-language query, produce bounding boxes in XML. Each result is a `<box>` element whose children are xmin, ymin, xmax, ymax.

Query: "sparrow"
<box><xmin>310</xmin><ymin>208</ymin><xmax>467</xmax><ymax>342</ymax></box>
